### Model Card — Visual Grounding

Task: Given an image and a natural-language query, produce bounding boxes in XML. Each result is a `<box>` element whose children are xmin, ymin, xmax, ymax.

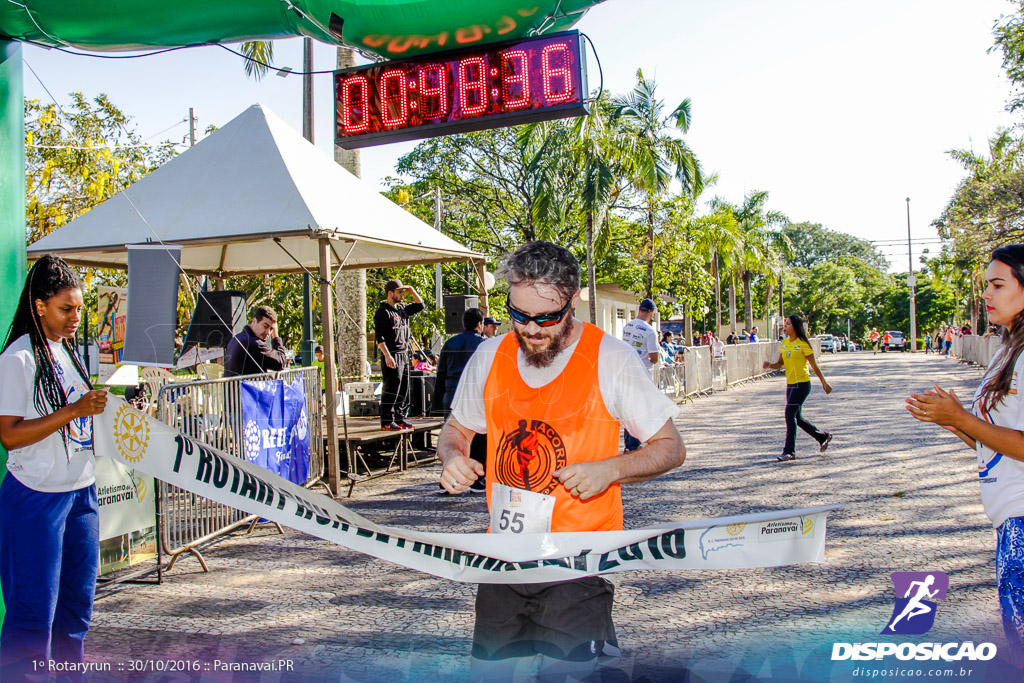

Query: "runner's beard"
<box><xmin>514</xmin><ymin>318</ymin><xmax>574</xmax><ymax>368</ymax></box>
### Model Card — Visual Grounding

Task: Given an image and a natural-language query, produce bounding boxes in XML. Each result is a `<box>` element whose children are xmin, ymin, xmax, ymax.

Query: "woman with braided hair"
<box><xmin>0</xmin><ymin>254</ymin><xmax>108</xmax><ymax>679</ymax></box>
<box><xmin>908</xmin><ymin>244</ymin><xmax>1024</xmax><ymax>665</ymax></box>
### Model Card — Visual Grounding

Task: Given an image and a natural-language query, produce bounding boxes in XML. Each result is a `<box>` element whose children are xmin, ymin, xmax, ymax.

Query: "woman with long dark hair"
<box><xmin>0</xmin><ymin>255</ymin><xmax>108</xmax><ymax>679</ymax></box>
<box><xmin>762</xmin><ymin>314</ymin><xmax>833</xmax><ymax>462</ymax></box>
<box><xmin>908</xmin><ymin>244</ymin><xmax>1024</xmax><ymax>663</ymax></box>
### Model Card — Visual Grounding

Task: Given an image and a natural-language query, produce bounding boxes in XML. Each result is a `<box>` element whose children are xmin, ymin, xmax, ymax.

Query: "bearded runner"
<box><xmin>435</xmin><ymin>241</ymin><xmax>821</xmax><ymax>678</ymax></box>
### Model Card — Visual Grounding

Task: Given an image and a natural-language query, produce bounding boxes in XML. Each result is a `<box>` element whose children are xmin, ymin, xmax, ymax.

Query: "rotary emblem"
<box><xmin>113</xmin><ymin>404</ymin><xmax>150</xmax><ymax>464</ymax></box>
<box><xmin>726</xmin><ymin>523</ymin><xmax>746</xmax><ymax>536</ymax></box>
<box><xmin>244</xmin><ymin>421</ymin><xmax>262</xmax><ymax>462</ymax></box>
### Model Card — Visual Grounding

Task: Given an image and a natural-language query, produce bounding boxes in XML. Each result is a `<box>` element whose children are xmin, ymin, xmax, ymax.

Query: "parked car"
<box><xmin>886</xmin><ymin>330</ymin><xmax>906</xmax><ymax>352</ymax></box>
<box><xmin>817</xmin><ymin>334</ymin><xmax>837</xmax><ymax>353</ymax></box>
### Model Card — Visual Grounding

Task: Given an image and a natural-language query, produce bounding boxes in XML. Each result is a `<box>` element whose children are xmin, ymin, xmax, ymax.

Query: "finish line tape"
<box><xmin>96</xmin><ymin>398</ymin><xmax>834</xmax><ymax>583</ymax></box>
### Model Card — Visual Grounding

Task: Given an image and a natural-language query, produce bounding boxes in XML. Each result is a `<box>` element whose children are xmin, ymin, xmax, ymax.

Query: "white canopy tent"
<box><xmin>28</xmin><ymin>103</ymin><xmax>485</xmax><ymax>495</ymax></box>
<box><xmin>28</xmin><ymin>103</ymin><xmax>479</xmax><ymax>274</ymax></box>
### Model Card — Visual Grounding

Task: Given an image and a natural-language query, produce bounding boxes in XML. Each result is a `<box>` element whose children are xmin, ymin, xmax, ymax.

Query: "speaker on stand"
<box><xmin>443</xmin><ymin>295</ymin><xmax>479</xmax><ymax>334</ymax></box>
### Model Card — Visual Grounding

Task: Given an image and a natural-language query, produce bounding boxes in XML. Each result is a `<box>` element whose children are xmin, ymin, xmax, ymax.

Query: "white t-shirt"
<box><xmin>973</xmin><ymin>347</ymin><xmax>1024</xmax><ymax>527</ymax></box>
<box><xmin>0</xmin><ymin>334</ymin><xmax>96</xmax><ymax>492</ymax></box>
<box><xmin>452</xmin><ymin>325</ymin><xmax>680</xmax><ymax>443</ymax></box>
<box><xmin>711</xmin><ymin>339</ymin><xmax>726</xmax><ymax>358</ymax></box>
<box><xmin>621</xmin><ymin>318</ymin><xmax>659</xmax><ymax>377</ymax></box>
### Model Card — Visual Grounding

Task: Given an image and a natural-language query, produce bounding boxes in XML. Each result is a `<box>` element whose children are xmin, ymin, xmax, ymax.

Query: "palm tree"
<box><xmin>523</xmin><ymin>95</ymin><xmax>629</xmax><ymax>321</ymax></box>
<box><xmin>239</xmin><ymin>41</ymin><xmax>275</xmax><ymax>80</ymax></box>
<box><xmin>613</xmin><ymin>69</ymin><xmax>704</xmax><ymax>298</ymax></box>
<box><xmin>710</xmin><ymin>191</ymin><xmax>787</xmax><ymax>331</ymax></box>
<box><xmin>693</xmin><ymin>208</ymin><xmax>742</xmax><ymax>336</ymax></box>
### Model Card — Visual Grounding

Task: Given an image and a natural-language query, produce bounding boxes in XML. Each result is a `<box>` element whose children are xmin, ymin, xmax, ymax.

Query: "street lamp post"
<box><xmin>906</xmin><ymin>197</ymin><xmax>918</xmax><ymax>352</ymax></box>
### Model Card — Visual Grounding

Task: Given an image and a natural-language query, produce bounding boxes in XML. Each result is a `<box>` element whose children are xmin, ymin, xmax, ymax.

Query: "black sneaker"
<box><xmin>777</xmin><ymin>453</ymin><xmax>796</xmax><ymax>462</ymax></box>
<box><xmin>398</xmin><ymin>420</ymin><xmax>415</xmax><ymax>429</ymax></box>
<box><xmin>381</xmin><ymin>423</ymin><xmax>403</xmax><ymax>431</ymax></box>
<box><xmin>820</xmin><ymin>433</ymin><xmax>833</xmax><ymax>453</ymax></box>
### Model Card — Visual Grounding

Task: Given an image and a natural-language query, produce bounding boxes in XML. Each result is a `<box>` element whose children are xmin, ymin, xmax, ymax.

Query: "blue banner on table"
<box><xmin>240</xmin><ymin>377</ymin><xmax>309</xmax><ymax>484</ymax></box>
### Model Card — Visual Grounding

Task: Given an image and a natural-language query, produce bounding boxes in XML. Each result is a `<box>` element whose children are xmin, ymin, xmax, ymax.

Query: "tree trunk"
<box><xmin>712</xmin><ymin>252</ymin><xmax>721</xmax><ymax>337</ymax></box>
<box><xmin>684</xmin><ymin>305</ymin><xmax>692</xmax><ymax>346</ymax></box>
<box><xmin>764</xmin><ymin>279</ymin><xmax>774</xmax><ymax>330</ymax></box>
<box><xmin>742</xmin><ymin>270</ymin><xmax>753</xmax><ymax>331</ymax></box>
<box><xmin>586</xmin><ymin>211</ymin><xmax>597</xmax><ymax>325</ymax></box>
<box><xmin>645</xmin><ymin>202</ymin><xmax>655</xmax><ymax>299</ymax></box>
<box><xmin>728</xmin><ymin>277</ymin><xmax>737</xmax><ymax>334</ymax></box>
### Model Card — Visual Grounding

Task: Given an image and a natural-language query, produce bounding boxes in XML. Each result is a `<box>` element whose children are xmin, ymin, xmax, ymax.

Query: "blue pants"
<box><xmin>0</xmin><ymin>475</ymin><xmax>99</xmax><ymax>682</ymax></box>
<box><xmin>997</xmin><ymin>516</ymin><xmax>1024</xmax><ymax>667</ymax></box>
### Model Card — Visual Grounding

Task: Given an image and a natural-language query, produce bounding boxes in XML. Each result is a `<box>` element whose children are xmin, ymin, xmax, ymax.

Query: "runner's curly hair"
<box><xmin>979</xmin><ymin>245</ymin><xmax>1024</xmax><ymax>412</ymax></box>
<box><xmin>3</xmin><ymin>255</ymin><xmax>93</xmax><ymax>453</ymax></box>
<box><xmin>496</xmin><ymin>241</ymin><xmax>580</xmax><ymax>304</ymax></box>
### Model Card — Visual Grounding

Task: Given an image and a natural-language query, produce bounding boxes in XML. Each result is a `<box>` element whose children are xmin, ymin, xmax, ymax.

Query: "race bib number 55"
<box><xmin>489</xmin><ymin>483</ymin><xmax>556</xmax><ymax>534</ymax></box>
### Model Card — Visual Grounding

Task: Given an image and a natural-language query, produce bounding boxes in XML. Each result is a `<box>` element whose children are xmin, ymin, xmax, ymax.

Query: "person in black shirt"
<box><xmin>432</xmin><ymin>307</ymin><xmax>487</xmax><ymax>494</ymax></box>
<box><xmin>374</xmin><ymin>279</ymin><xmax>424</xmax><ymax>430</ymax></box>
<box><xmin>224</xmin><ymin>305</ymin><xmax>289</xmax><ymax>377</ymax></box>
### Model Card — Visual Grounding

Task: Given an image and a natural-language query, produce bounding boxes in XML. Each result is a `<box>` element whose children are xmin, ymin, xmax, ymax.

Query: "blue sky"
<box><xmin>20</xmin><ymin>0</ymin><xmax>1017</xmax><ymax>272</ymax></box>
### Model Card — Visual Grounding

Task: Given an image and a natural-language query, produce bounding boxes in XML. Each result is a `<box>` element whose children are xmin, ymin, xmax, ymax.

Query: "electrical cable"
<box><xmin>580</xmin><ymin>32</ymin><xmax>604</xmax><ymax>102</ymax></box>
<box><xmin>24</xmin><ymin>39</ymin><xmax>201</xmax><ymax>59</ymax></box>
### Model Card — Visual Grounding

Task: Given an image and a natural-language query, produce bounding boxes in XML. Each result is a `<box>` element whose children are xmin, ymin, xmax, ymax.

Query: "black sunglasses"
<box><xmin>506</xmin><ymin>298</ymin><xmax>572</xmax><ymax>328</ymax></box>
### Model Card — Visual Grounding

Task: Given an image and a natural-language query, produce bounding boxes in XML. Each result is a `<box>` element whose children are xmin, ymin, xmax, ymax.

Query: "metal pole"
<box><xmin>319</xmin><ymin>237</ymin><xmax>341</xmax><ymax>496</ymax></box>
<box><xmin>188</xmin><ymin>107</ymin><xmax>197</xmax><ymax>147</ymax></box>
<box><xmin>906</xmin><ymin>198</ymin><xmax>918</xmax><ymax>351</ymax></box>
<box><xmin>300</xmin><ymin>39</ymin><xmax>316</xmax><ymax>366</ymax></box>
<box><xmin>434</xmin><ymin>188</ymin><xmax>442</xmax><ymax>313</ymax></box>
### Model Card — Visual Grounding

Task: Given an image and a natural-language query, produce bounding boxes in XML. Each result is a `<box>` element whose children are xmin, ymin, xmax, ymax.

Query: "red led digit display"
<box><xmin>334</xmin><ymin>31</ymin><xmax>589</xmax><ymax>149</ymax></box>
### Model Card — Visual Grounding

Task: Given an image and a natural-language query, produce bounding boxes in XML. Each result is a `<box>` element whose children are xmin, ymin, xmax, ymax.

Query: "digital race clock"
<box><xmin>334</xmin><ymin>31</ymin><xmax>589</xmax><ymax>149</ymax></box>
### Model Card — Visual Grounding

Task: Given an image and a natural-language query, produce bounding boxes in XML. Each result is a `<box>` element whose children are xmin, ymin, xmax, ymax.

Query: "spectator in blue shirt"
<box><xmin>660</xmin><ymin>331</ymin><xmax>677</xmax><ymax>364</ymax></box>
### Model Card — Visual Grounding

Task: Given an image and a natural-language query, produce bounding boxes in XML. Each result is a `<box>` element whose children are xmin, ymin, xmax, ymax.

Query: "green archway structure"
<box><xmin>0</xmin><ymin>0</ymin><xmax>605</xmax><ymax>627</ymax></box>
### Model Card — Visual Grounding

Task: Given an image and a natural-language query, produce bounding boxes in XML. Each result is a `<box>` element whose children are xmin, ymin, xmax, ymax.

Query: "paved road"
<box><xmin>85</xmin><ymin>352</ymin><xmax>1012</xmax><ymax>682</ymax></box>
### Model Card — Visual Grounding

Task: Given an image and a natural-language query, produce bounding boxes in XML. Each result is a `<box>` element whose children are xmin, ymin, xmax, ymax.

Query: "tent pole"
<box><xmin>475</xmin><ymin>260</ymin><xmax>488</xmax><ymax>315</ymax></box>
<box><xmin>319</xmin><ymin>237</ymin><xmax>341</xmax><ymax>496</ymax></box>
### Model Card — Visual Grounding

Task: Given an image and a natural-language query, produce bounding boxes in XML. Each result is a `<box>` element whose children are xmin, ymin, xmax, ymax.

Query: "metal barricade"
<box><xmin>955</xmin><ymin>335</ymin><xmax>1001</xmax><ymax>367</ymax></box>
<box><xmin>673</xmin><ymin>342</ymin><xmax>783</xmax><ymax>397</ymax></box>
<box><xmin>155</xmin><ymin>367</ymin><xmax>323</xmax><ymax>571</ymax></box>
<box><xmin>654</xmin><ymin>363</ymin><xmax>684</xmax><ymax>399</ymax></box>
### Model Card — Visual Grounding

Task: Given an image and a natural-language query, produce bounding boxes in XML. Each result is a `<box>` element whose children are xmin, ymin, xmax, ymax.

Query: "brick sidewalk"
<box><xmin>83</xmin><ymin>352</ymin><xmax>1011</xmax><ymax>682</ymax></box>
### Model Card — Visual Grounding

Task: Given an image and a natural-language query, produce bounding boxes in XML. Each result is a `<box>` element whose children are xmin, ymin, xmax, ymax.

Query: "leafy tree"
<box><xmin>25</xmin><ymin>94</ymin><xmax>177</xmax><ymax>243</ymax></box>
<box><xmin>709</xmin><ymin>191</ymin><xmax>788</xmax><ymax>330</ymax></box>
<box><xmin>392</xmin><ymin>126</ymin><xmax>583</xmax><ymax>254</ymax></box>
<box><xmin>521</xmin><ymin>94</ymin><xmax>630</xmax><ymax>322</ymax></box>
<box><xmin>992</xmin><ymin>1</ymin><xmax>1024</xmax><ymax>113</ymax></box>
<box><xmin>25</xmin><ymin>93</ymin><xmax>180</xmax><ymax>349</ymax></box>
<box><xmin>782</xmin><ymin>221</ymin><xmax>889</xmax><ymax>271</ymax></box>
<box><xmin>783</xmin><ymin>261</ymin><xmax>864</xmax><ymax>334</ymax></box>
<box><xmin>613</xmin><ymin>69</ymin><xmax>705</xmax><ymax>297</ymax></box>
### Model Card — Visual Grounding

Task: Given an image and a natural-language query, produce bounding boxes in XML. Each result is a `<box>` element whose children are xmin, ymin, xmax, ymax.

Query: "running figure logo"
<box><xmin>881</xmin><ymin>571</ymin><xmax>949</xmax><ymax>635</ymax></box>
<box><xmin>494</xmin><ymin>419</ymin><xmax>567</xmax><ymax>495</ymax></box>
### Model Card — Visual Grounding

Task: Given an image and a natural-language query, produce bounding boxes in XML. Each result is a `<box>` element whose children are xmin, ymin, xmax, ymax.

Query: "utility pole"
<box><xmin>188</xmin><ymin>107</ymin><xmax>197</xmax><ymax>147</ymax></box>
<box><xmin>906</xmin><ymin>197</ymin><xmax>918</xmax><ymax>351</ymax></box>
<box><xmin>434</xmin><ymin>188</ymin><xmax>443</xmax><ymax>312</ymax></box>
<box><xmin>300</xmin><ymin>38</ymin><xmax>316</xmax><ymax>367</ymax></box>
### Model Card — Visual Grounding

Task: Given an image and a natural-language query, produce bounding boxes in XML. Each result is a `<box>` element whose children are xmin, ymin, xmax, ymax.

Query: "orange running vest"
<box><xmin>483</xmin><ymin>323</ymin><xmax>623</xmax><ymax>532</ymax></box>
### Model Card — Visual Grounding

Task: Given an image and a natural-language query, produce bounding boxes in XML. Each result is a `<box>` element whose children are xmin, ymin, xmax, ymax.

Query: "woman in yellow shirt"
<box><xmin>763</xmin><ymin>315</ymin><xmax>833</xmax><ymax>462</ymax></box>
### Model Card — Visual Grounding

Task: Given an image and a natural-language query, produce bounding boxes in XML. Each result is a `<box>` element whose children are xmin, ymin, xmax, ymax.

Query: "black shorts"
<box><xmin>472</xmin><ymin>576</ymin><xmax>617</xmax><ymax>662</ymax></box>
